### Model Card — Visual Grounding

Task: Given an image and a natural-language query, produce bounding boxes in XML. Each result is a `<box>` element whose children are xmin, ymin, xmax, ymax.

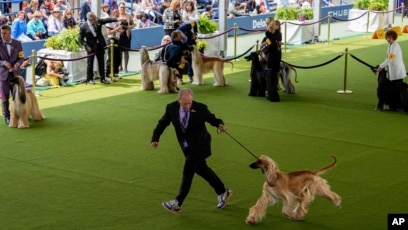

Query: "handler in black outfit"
<box><xmin>151</xmin><ymin>88</ymin><xmax>232</xmax><ymax>213</ymax></box>
<box><xmin>79</xmin><ymin>12</ymin><xmax>119</xmax><ymax>85</ymax></box>
<box><xmin>262</xmin><ymin>18</ymin><xmax>282</xmax><ymax>102</ymax></box>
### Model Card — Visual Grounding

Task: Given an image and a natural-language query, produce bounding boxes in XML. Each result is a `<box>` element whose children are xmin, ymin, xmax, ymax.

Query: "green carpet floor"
<box><xmin>1</xmin><ymin>35</ymin><xmax>407</xmax><ymax>229</ymax></box>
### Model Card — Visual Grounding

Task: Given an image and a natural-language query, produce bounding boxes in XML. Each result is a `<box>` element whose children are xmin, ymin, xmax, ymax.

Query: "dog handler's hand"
<box><xmin>151</xmin><ymin>142</ymin><xmax>159</xmax><ymax>148</ymax></box>
<box><xmin>218</xmin><ymin>124</ymin><xmax>227</xmax><ymax>132</ymax></box>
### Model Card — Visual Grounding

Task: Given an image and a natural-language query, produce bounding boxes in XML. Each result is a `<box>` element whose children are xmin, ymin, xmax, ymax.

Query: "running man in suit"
<box><xmin>0</xmin><ymin>25</ymin><xmax>25</xmax><ymax>125</ymax></box>
<box><xmin>79</xmin><ymin>12</ymin><xmax>119</xmax><ymax>85</ymax></box>
<box><xmin>151</xmin><ymin>88</ymin><xmax>232</xmax><ymax>213</ymax></box>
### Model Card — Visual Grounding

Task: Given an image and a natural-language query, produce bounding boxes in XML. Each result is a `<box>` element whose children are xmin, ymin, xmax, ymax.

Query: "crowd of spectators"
<box><xmin>0</xmin><ymin>0</ymin><xmax>277</xmax><ymax>42</ymax></box>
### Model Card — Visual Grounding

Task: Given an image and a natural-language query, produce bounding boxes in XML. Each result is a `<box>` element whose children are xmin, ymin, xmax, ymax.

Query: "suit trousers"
<box><xmin>176</xmin><ymin>147</ymin><xmax>225</xmax><ymax>206</ymax></box>
<box><xmin>0</xmin><ymin>72</ymin><xmax>14</xmax><ymax>119</ymax></box>
<box><xmin>87</xmin><ymin>43</ymin><xmax>106</xmax><ymax>82</ymax></box>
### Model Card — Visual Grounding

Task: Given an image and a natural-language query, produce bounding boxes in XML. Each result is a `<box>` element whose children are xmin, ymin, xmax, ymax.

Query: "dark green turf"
<box><xmin>1</xmin><ymin>35</ymin><xmax>407</xmax><ymax>229</ymax></box>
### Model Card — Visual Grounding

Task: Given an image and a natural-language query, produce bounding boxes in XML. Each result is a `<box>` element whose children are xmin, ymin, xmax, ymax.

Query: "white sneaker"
<box><xmin>162</xmin><ymin>199</ymin><xmax>181</xmax><ymax>213</ymax></box>
<box><xmin>217</xmin><ymin>189</ymin><xmax>232</xmax><ymax>209</ymax></box>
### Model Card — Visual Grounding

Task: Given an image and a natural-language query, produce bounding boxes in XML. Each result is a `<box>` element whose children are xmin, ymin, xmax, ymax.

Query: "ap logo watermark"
<box><xmin>388</xmin><ymin>214</ymin><xmax>408</xmax><ymax>230</ymax></box>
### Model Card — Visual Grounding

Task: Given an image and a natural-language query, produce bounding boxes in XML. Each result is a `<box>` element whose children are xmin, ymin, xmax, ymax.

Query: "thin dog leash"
<box><xmin>221</xmin><ymin>130</ymin><xmax>259</xmax><ymax>160</ymax></box>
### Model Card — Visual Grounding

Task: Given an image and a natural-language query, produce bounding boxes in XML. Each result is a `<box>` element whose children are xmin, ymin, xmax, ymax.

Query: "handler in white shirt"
<box><xmin>377</xmin><ymin>30</ymin><xmax>407</xmax><ymax>81</ymax></box>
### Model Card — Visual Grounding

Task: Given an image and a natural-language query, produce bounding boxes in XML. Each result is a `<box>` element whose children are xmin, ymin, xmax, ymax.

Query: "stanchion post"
<box><xmin>233</xmin><ymin>23</ymin><xmax>238</xmax><ymax>59</ymax></box>
<box><xmin>337</xmin><ymin>48</ymin><xmax>352</xmax><ymax>94</ymax></box>
<box><xmin>327</xmin><ymin>12</ymin><xmax>332</xmax><ymax>45</ymax></box>
<box><xmin>284</xmin><ymin>18</ymin><xmax>287</xmax><ymax>53</ymax></box>
<box><xmin>366</xmin><ymin>11</ymin><xmax>370</xmax><ymax>38</ymax></box>
<box><xmin>255</xmin><ymin>39</ymin><xmax>259</xmax><ymax>52</ymax></box>
<box><xmin>401</xmin><ymin>3</ymin><xmax>405</xmax><ymax>28</ymax></box>
<box><xmin>31</xmin><ymin>49</ymin><xmax>39</xmax><ymax>96</ymax></box>
<box><xmin>110</xmin><ymin>39</ymin><xmax>114</xmax><ymax>81</ymax></box>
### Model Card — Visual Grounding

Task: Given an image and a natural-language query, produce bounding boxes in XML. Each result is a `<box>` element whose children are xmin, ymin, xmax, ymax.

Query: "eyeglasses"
<box><xmin>34</xmin><ymin>16</ymin><xmax>40</xmax><ymax>18</ymax></box>
<box><xmin>66</xmin><ymin>13</ymin><xmax>72</xmax><ymax>15</ymax></box>
<box><xmin>53</xmin><ymin>11</ymin><xmax>60</xmax><ymax>13</ymax></box>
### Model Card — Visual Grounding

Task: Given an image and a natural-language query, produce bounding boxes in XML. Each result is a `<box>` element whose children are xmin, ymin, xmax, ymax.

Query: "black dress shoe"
<box><xmin>101</xmin><ymin>79</ymin><xmax>110</xmax><ymax>84</ymax></box>
<box><xmin>5</xmin><ymin>118</ymin><xmax>10</xmax><ymax>125</ymax></box>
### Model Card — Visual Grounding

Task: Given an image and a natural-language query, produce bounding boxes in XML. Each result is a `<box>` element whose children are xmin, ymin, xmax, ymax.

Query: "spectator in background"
<box><xmin>101</xmin><ymin>3</ymin><xmax>111</xmax><ymax>17</ymax></box>
<box><xmin>117</xmin><ymin>1</ymin><xmax>135</xmax><ymax>73</ymax></box>
<box><xmin>39</xmin><ymin>0</ymin><xmax>53</xmax><ymax>26</ymax></box>
<box><xmin>228</xmin><ymin>2</ymin><xmax>249</xmax><ymax>18</ymax></box>
<box><xmin>80</xmin><ymin>0</ymin><xmax>91</xmax><ymax>21</ymax></box>
<box><xmin>106</xmin><ymin>0</ymin><xmax>118</xmax><ymax>10</ymax></box>
<box><xmin>246</xmin><ymin>0</ymin><xmax>256</xmax><ymax>14</ymax></box>
<box><xmin>105</xmin><ymin>9</ymin><xmax>122</xmax><ymax>81</ymax></box>
<box><xmin>182</xmin><ymin>1</ymin><xmax>199</xmax><ymax>24</ymax></box>
<box><xmin>136</xmin><ymin>12</ymin><xmax>154</xmax><ymax>28</ymax></box>
<box><xmin>201</xmin><ymin>5</ymin><xmax>214</xmax><ymax>19</ymax></box>
<box><xmin>63</xmin><ymin>8</ymin><xmax>76</xmax><ymax>29</ymax></box>
<box><xmin>196</xmin><ymin>0</ymin><xmax>210</xmax><ymax>9</ymax></box>
<box><xmin>47</xmin><ymin>9</ymin><xmax>64</xmax><ymax>36</ymax></box>
<box><xmin>59</xmin><ymin>0</ymin><xmax>71</xmax><ymax>9</ymax></box>
<box><xmin>44</xmin><ymin>59</ymin><xmax>67</xmax><ymax>87</ymax></box>
<box><xmin>11</xmin><ymin>11</ymin><xmax>28</xmax><ymax>40</ymax></box>
<box><xmin>25</xmin><ymin>0</ymin><xmax>40</xmax><ymax>22</ymax></box>
<box><xmin>26</xmin><ymin>11</ymin><xmax>47</xmax><ymax>40</ymax></box>
<box><xmin>157</xmin><ymin>0</ymin><xmax>171</xmax><ymax>25</ymax></box>
<box><xmin>163</xmin><ymin>0</ymin><xmax>182</xmax><ymax>35</ymax></box>
<box><xmin>53</xmin><ymin>0</ymin><xmax>66</xmax><ymax>13</ymax></box>
<box><xmin>141</xmin><ymin>0</ymin><xmax>156</xmax><ymax>23</ymax></box>
<box><xmin>101</xmin><ymin>3</ymin><xmax>111</xmax><ymax>40</ymax></box>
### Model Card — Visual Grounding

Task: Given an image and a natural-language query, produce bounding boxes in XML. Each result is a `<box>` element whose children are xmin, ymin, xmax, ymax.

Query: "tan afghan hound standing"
<box><xmin>246</xmin><ymin>155</ymin><xmax>341</xmax><ymax>225</ymax></box>
<box><xmin>9</xmin><ymin>76</ymin><xmax>45</xmax><ymax>128</ymax></box>
<box><xmin>140</xmin><ymin>46</ymin><xmax>177</xmax><ymax>94</ymax></box>
<box><xmin>190</xmin><ymin>45</ymin><xmax>233</xmax><ymax>86</ymax></box>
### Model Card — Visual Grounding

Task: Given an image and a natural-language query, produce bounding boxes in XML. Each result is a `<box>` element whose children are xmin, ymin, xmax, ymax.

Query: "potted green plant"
<box><xmin>298</xmin><ymin>7</ymin><xmax>313</xmax><ymax>20</ymax></box>
<box><xmin>275</xmin><ymin>6</ymin><xmax>298</xmax><ymax>20</ymax></box>
<box><xmin>198</xmin><ymin>14</ymin><xmax>217</xmax><ymax>34</ymax></box>
<box><xmin>353</xmin><ymin>0</ymin><xmax>387</xmax><ymax>10</ymax></box>
<box><xmin>197</xmin><ymin>15</ymin><xmax>219</xmax><ymax>56</ymax></box>
<box><xmin>44</xmin><ymin>28</ymin><xmax>82</xmax><ymax>52</ymax></box>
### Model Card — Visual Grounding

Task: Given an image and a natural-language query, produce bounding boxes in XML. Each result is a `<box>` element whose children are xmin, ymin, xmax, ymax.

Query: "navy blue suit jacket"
<box><xmin>152</xmin><ymin>100</ymin><xmax>224</xmax><ymax>159</ymax></box>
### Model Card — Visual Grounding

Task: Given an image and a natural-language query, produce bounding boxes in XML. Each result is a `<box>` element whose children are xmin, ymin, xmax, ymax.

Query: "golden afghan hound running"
<box><xmin>190</xmin><ymin>45</ymin><xmax>233</xmax><ymax>86</ymax></box>
<box><xmin>140</xmin><ymin>46</ymin><xmax>177</xmax><ymax>94</ymax></box>
<box><xmin>246</xmin><ymin>155</ymin><xmax>341</xmax><ymax>225</ymax></box>
<box><xmin>9</xmin><ymin>76</ymin><xmax>45</xmax><ymax>128</ymax></box>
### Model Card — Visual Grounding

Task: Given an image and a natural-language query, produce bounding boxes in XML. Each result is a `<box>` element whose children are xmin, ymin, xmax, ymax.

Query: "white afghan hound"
<box><xmin>190</xmin><ymin>45</ymin><xmax>233</xmax><ymax>86</ymax></box>
<box><xmin>140</xmin><ymin>46</ymin><xmax>177</xmax><ymax>94</ymax></box>
<box><xmin>246</xmin><ymin>155</ymin><xmax>341</xmax><ymax>225</ymax></box>
<box><xmin>9</xmin><ymin>76</ymin><xmax>45</xmax><ymax>128</ymax></box>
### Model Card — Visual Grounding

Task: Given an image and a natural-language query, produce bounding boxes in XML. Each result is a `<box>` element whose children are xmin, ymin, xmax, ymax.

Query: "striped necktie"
<box><xmin>181</xmin><ymin>111</ymin><xmax>189</xmax><ymax>132</ymax></box>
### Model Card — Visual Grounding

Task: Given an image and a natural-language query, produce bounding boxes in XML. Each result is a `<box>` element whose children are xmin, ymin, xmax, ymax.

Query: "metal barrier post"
<box><xmin>327</xmin><ymin>12</ymin><xmax>332</xmax><ymax>45</ymax></box>
<box><xmin>366</xmin><ymin>11</ymin><xmax>370</xmax><ymax>38</ymax></box>
<box><xmin>337</xmin><ymin>48</ymin><xmax>352</xmax><ymax>94</ymax></box>
<box><xmin>401</xmin><ymin>3</ymin><xmax>405</xmax><ymax>28</ymax></box>
<box><xmin>255</xmin><ymin>39</ymin><xmax>259</xmax><ymax>52</ymax></box>
<box><xmin>110</xmin><ymin>39</ymin><xmax>114</xmax><ymax>81</ymax></box>
<box><xmin>284</xmin><ymin>19</ymin><xmax>288</xmax><ymax>53</ymax></box>
<box><xmin>233</xmin><ymin>23</ymin><xmax>238</xmax><ymax>59</ymax></box>
<box><xmin>31</xmin><ymin>50</ymin><xmax>40</xmax><ymax>96</ymax></box>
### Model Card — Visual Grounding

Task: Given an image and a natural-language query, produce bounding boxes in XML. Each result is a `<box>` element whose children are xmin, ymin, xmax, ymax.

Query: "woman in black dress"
<box><xmin>261</xmin><ymin>18</ymin><xmax>282</xmax><ymax>102</ymax></box>
<box><xmin>118</xmin><ymin>2</ymin><xmax>135</xmax><ymax>73</ymax></box>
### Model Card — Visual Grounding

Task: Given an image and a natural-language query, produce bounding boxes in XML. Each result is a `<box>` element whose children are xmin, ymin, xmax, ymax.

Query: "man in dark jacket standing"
<box><xmin>151</xmin><ymin>88</ymin><xmax>232</xmax><ymax>213</ymax></box>
<box><xmin>79</xmin><ymin>12</ymin><xmax>119</xmax><ymax>85</ymax></box>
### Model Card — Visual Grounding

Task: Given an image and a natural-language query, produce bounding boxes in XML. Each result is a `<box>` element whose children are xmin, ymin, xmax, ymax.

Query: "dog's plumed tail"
<box><xmin>315</xmin><ymin>155</ymin><xmax>337</xmax><ymax>175</ymax></box>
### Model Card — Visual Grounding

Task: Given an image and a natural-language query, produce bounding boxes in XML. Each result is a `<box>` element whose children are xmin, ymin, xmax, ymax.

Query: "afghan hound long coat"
<box><xmin>190</xmin><ymin>45</ymin><xmax>233</xmax><ymax>86</ymax></box>
<box><xmin>9</xmin><ymin>76</ymin><xmax>45</xmax><ymax>128</ymax></box>
<box><xmin>140</xmin><ymin>46</ymin><xmax>177</xmax><ymax>94</ymax></box>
